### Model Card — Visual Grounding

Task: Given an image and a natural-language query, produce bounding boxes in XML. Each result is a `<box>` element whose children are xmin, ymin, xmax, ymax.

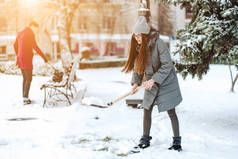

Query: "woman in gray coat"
<box><xmin>122</xmin><ymin>16</ymin><xmax>182</xmax><ymax>152</ymax></box>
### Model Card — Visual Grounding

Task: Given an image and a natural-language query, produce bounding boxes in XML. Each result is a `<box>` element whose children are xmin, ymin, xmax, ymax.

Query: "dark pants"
<box><xmin>21</xmin><ymin>69</ymin><xmax>32</xmax><ymax>98</ymax></box>
<box><xmin>143</xmin><ymin>107</ymin><xmax>180</xmax><ymax>137</ymax></box>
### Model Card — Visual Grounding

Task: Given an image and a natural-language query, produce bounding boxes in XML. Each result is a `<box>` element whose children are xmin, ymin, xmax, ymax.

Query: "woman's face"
<box><xmin>134</xmin><ymin>33</ymin><xmax>142</xmax><ymax>44</ymax></box>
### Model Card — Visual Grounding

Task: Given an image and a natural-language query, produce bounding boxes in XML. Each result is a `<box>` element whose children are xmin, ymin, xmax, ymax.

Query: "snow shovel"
<box><xmin>82</xmin><ymin>85</ymin><xmax>144</xmax><ymax>108</ymax></box>
<box><xmin>107</xmin><ymin>85</ymin><xmax>145</xmax><ymax>106</ymax></box>
<box><xmin>81</xmin><ymin>99</ymin><xmax>109</xmax><ymax>109</ymax></box>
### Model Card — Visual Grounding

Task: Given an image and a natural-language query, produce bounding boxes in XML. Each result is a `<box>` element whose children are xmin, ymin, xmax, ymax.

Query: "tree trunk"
<box><xmin>231</xmin><ymin>73</ymin><xmax>238</xmax><ymax>92</ymax></box>
<box><xmin>58</xmin><ymin>19</ymin><xmax>72</xmax><ymax>66</ymax></box>
<box><xmin>228</xmin><ymin>60</ymin><xmax>237</xmax><ymax>93</ymax></box>
<box><xmin>65</xmin><ymin>2</ymin><xmax>80</xmax><ymax>56</ymax></box>
<box><xmin>58</xmin><ymin>4</ymin><xmax>75</xmax><ymax>67</ymax></box>
<box><xmin>228</xmin><ymin>60</ymin><xmax>234</xmax><ymax>92</ymax></box>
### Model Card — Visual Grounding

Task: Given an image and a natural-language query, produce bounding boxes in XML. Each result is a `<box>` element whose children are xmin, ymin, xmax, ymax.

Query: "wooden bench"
<box><xmin>40</xmin><ymin>58</ymin><xmax>79</xmax><ymax>107</ymax></box>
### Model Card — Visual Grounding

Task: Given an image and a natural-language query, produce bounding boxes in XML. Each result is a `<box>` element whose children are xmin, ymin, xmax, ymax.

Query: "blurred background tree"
<box><xmin>157</xmin><ymin>0</ymin><xmax>238</xmax><ymax>92</ymax></box>
<box><xmin>158</xmin><ymin>3</ymin><xmax>173</xmax><ymax>36</ymax></box>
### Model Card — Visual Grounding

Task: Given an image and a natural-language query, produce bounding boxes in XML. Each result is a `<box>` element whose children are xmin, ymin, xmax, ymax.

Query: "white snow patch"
<box><xmin>0</xmin><ymin>65</ymin><xmax>237</xmax><ymax>159</ymax></box>
<box><xmin>82</xmin><ymin>96</ymin><xmax>104</xmax><ymax>106</ymax></box>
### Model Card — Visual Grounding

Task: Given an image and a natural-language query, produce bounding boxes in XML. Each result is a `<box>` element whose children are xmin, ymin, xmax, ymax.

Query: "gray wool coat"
<box><xmin>131</xmin><ymin>32</ymin><xmax>182</xmax><ymax>112</ymax></box>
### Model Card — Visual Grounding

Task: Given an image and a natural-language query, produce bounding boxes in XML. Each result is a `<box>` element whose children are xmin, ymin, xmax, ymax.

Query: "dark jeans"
<box><xmin>143</xmin><ymin>107</ymin><xmax>180</xmax><ymax>137</ymax></box>
<box><xmin>21</xmin><ymin>69</ymin><xmax>32</xmax><ymax>98</ymax></box>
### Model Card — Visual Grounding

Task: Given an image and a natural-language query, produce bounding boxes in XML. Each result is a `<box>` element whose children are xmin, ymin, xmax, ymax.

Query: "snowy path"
<box><xmin>0</xmin><ymin>65</ymin><xmax>237</xmax><ymax>159</ymax></box>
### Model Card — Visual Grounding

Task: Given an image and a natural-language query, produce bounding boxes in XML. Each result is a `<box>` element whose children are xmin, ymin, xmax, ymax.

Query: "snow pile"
<box><xmin>0</xmin><ymin>66</ymin><xmax>237</xmax><ymax>159</ymax></box>
<box><xmin>0</xmin><ymin>61</ymin><xmax>20</xmax><ymax>75</ymax></box>
<box><xmin>0</xmin><ymin>56</ymin><xmax>63</xmax><ymax>76</ymax></box>
<box><xmin>82</xmin><ymin>97</ymin><xmax>104</xmax><ymax>106</ymax></box>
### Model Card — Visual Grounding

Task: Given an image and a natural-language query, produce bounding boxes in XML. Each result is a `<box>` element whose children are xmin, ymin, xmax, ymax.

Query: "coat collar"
<box><xmin>148</xmin><ymin>30</ymin><xmax>160</xmax><ymax>50</ymax></box>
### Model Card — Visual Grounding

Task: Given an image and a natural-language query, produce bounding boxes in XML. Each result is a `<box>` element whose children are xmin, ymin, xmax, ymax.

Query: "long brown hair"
<box><xmin>122</xmin><ymin>34</ymin><xmax>149</xmax><ymax>75</ymax></box>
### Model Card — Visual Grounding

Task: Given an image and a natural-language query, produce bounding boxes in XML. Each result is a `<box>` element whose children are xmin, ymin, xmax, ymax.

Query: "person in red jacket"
<box><xmin>14</xmin><ymin>21</ymin><xmax>48</xmax><ymax>105</ymax></box>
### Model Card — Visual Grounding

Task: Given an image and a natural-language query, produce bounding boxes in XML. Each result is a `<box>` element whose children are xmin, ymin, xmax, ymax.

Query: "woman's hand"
<box><xmin>131</xmin><ymin>83</ymin><xmax>139</xmax><ymax>95</ymax></box>
<box><xmin>144</xmin><ymin>79</ymin><xmax>155</xmax><ymax>90</ymax></box>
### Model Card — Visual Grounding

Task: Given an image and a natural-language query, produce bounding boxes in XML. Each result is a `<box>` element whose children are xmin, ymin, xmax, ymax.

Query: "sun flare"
<box><xmin>20</xmin><ymin>0</ymin><xmax>40</xmax><ymax>7</ymax></box>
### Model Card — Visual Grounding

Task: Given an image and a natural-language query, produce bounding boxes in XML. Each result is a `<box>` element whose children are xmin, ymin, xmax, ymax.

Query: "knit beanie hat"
<box><xmin>132</xmin><ymin>16</ymin><xmax>150</xmax><ymax>34</ymax></box>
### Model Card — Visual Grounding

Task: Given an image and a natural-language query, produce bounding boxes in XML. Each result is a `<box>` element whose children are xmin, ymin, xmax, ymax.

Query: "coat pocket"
<box><xmin>160</xmin><ymin>69</ymin><xmax>175</xmax><ymax>87</ymax></box>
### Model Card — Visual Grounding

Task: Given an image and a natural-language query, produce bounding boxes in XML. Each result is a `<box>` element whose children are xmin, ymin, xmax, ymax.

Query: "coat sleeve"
<box><xmin>131</xmin><ymin>71</ymin><xmax>143</xmax><ymax>86</ymax></box>
<box><xmin>32</xmin><ymin>33</ymin><xmax>47</xmax><ymax>62</ymax></box>
<box><xmin>152</xmin><ymin>39</ymin><xmax>173</xmax><ymax>85</ymax></box>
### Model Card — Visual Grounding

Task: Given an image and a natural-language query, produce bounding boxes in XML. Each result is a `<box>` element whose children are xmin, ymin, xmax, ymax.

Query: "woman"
<box><xmin>122</xmin><ymin>16</ymin><xmax>183</xmax><ymax>152</ymax></box>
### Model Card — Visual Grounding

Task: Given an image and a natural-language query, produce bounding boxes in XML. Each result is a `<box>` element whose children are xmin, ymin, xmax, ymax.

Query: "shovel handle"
<box><xmin>107</xmin><ymin>85</ymin><xmax>144</xmax><ymax>106</ymax></box>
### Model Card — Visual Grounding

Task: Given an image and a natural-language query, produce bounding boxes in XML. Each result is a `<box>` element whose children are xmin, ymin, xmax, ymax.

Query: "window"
<box><xmin>104</xmin><ymin>42</ymin><xmax>116</xmax><ymax>56</ymax></box>
<box><xmin>78</xmin><ymin>17</ymin><xmax>87</xmax><ymax>31</ymax></box>
<box><xmin>103</xmin><ymin>16</ymin><xmax>115</xmax><ymax>32</ymax></box>
<box><xmin>0</xmin><ymin>46</ymin><xmax>6</xmax><ymax>55</ymax></box>
<box><xmin>0</xmin><ymin>17</ymin><xmax>7</xmax><ymax>32</ymax></box>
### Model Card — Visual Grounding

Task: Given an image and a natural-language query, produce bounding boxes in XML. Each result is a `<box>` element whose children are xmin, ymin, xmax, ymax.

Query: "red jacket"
<box><xmin>14</xmin><ymin>27</ymin><xmax>47</xmax><ymax>70</ymax></box>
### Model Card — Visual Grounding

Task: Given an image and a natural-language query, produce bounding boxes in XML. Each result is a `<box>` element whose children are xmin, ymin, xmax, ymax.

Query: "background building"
<box><xmin>0</xmin><ymin>0</ymin><xmax>191</xmax><ymax>61</ymax></box>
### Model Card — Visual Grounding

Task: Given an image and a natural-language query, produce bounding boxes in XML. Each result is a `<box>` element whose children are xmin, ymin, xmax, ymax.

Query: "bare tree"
<box><xmin>228</xmin><ymin>61</ymin><xmax>238</xmax><ymax>92</ymax></box>
<box><xmin>38</xmin><ymin>0</ymin><xmax>80</xmax><ymax>66</ymax></box>
<box><xmin>55</xmin><ymin>0</ymin><xmax>80</xmax><ymax>65</ymax></box>
<box><xmin>157</xmin><ymin>3</ymin><xmax>173</xmax><ymax>36</ymax></box>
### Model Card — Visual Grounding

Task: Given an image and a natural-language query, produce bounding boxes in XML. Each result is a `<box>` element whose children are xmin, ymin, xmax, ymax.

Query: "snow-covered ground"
<box><xmin>0</xmin><ymin>65</ymin><xmax>237</xmax><ymax>159</ymax></box>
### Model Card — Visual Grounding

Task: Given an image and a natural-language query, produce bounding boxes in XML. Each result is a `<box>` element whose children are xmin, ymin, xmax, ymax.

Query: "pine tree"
<box><xmin>158</xmin><ymin>0</ymin><xmax>238</xmax><ymax>91</ymax></box>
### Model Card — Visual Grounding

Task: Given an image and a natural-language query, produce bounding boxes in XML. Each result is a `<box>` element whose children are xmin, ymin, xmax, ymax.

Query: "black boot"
<box><xmin>138</xmin><ymin>135</ymin><xmax>152</xmax><ymax>149</ymax></box>
<box><xmin>130</xmin><ymin>135</ymin><xmax>152</xmax><ymax>153</ymax></box>
<box><xmin>168</xmin><ymin>136</ymin><xmax>182</xmax><ymax>152</ymax></box>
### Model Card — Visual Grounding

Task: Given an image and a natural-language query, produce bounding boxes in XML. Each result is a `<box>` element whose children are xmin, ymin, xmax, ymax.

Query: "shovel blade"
<box><xmin>90</xmin><ymin>104</ymin><xmax>108</xmax><ymax>108</ymax></box>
